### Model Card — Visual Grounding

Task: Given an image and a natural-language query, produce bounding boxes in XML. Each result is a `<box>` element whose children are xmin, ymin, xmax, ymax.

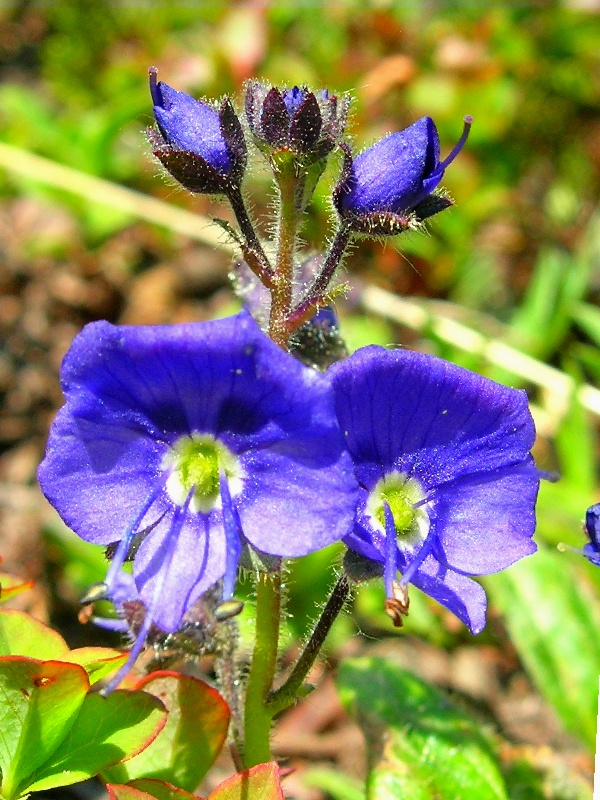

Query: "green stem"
<box><xmin>268</xmin><ymin>574</ymin><xmax>350</xmax><ymax>716</ymax></box>
<box><xmin>268</xmin><ymin>158</ymin><xmax>303</xmax><ymax>349</ymax></box>
<box><xmin>242</xmin><ymin>571</ymin><xmax>282</xmax><ymax>768</ymax></box>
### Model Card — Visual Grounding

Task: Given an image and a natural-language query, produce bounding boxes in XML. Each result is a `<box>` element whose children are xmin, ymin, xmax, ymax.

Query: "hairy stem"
<box><xmin>242</xmin><ymin>571</ymin><xmax>282</xmax><ymax>768</ymax></box>
<box><xmin>227</xmin><ymin>185</ymin><xmax>273</xmax><ymax>286</ymax></box>
<box><xmin>268</xmin><ymin>574</ymin><xmax>350</xmax><ymax>716</ymax></box>
<box><xmin>286</xmin><ymin>222</ymin><xmax>353</xmax><ymax>333</ymax></box>
<box><xmin>268</xmin><ymin>158</ymin><xmax>303</xmax><ymax>348</ymax></box>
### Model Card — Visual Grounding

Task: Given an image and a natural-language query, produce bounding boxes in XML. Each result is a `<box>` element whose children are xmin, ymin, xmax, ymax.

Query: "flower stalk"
<box><xmin>242</xmin><ymin>570</ymin><xmax>282</xmax><ymax>768</ymax></box>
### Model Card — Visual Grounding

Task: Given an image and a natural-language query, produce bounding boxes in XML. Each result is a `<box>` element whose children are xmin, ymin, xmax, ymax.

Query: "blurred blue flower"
<box><xmin>583</xmin><ymin>504</ymin><xmax>600</xmax><ymax>565</ymax></box>
<box><xmin>335</xmin><ymin>116</ymin><xmax>471</xmax><ymax>232</ymax></box>
<box><xmin>331</xmin><ymin>346</ymin><xmax>542</xmax><ymax>634</ymax></box>
<box><xmin>39</xmin><ymin>311</ymin><xmax>357</xmax><ymax>687</ymax></box>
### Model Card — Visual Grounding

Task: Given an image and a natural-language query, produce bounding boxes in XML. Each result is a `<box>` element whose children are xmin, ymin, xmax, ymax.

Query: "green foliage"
<box><xmin>485</xmin><ymin>549</ymin><xmax>600</xmax><ymax>749</ymax></box>
<box><xmin>337</xmin><ymin>656</ymin><xmax>509</xmax><ymax>800</ymax></box>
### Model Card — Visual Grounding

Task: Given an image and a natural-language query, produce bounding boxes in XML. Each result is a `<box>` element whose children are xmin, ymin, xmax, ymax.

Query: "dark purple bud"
<box><xmin>335</xmin><ymin>115</ymin><xmax>471</xmax><ymax>234</ymax></box>
<box><xmin>290</xmin><ymin>93</ymin><xmax>322</xmax><ymax>153</ymax></box>
<box><xmin>260</xmin><ymin>88</ymin><xmax>290</xmax><ymax>147</ymax></box>
<box><xmin>243</xmin><ymin>79</ymin><xmax>349</xmax><ymax>163</ymax></box>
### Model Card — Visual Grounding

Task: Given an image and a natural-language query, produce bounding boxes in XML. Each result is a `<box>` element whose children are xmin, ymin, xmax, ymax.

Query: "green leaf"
<box><xmin>61</xmin><ymin>647</ymin><xmax>128</xmax><ymax>685</ymax></box>
<box><xmin>0</xmin><ymin>610</ymin><xmax>70</xmax><ymax>659</ymax></box>
<box><xmin>130</xmin><ymin>779</ymin><xmax>202</xmax><ymax>799</ymax></box>
<box><xmin>485</xmin><ymin>548</ymin><xmax>600</xmax><ymax>749</ymax></box>
<box><xmin>104</xmin><ymin>672</ymin><xmax>229</xmax><ymax>791</ymax></box>
<box><xmin>0</xmin><ymin>657</ymin><xmax>89</xmax><ymax>799</ymax></box>
<box><xmin>209</xmin><ymin>762</ymin><xmax>284</xmax><ymax>800</ymax></box>
<box><xmin>20</xmin><ymin>688</ymin><xmax>167</xmax><ymax>794</ymax></box>
<box><xmin>336</xmin><ymin>656</ymin><xmax>508</xmax><ymax>800</ymax></box>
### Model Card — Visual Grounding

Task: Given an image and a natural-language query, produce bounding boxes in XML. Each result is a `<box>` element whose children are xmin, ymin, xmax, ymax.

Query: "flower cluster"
<box><xmin>38</xmin><ymin>71</ymin><xmax>545</xmax><ymax>696</ymax></box>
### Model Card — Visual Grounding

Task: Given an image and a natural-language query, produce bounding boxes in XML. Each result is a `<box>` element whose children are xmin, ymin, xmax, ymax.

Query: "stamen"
<box><xmin>101</xmin><ymin>491</ymin><xmax>193</xmax><ymax>696</ymax></box>
<box><xmin>399</xmin><ymin>525</ymin><xmax>437</xmax><ymax>587</ymax></box>
<box><xmin>219</xmin><ymin>472</ymin><xmax>243</xmax><ymax>603</ymax></box>
<box><xmin>383</xmin><ymin>501</ymin><xmax>397</xmax><ymax>600</ymax></box>
<box><xmin>438</xmin><ymin>115</ymin><xmax>473</xmax><ymax>171</ymax></box>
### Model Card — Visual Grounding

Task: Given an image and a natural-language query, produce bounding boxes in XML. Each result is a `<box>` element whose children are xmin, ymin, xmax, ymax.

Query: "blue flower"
<box><xmin>583</xmin><ymin>504</ymin><xmax>600</xmax><ymax>565</ymax></box>
<box><xmin>334</xmin><ymin>116</ymin><xmax>471</xmax><ymax>234</ymax></box>
<box><xmin>149</xmin><ymin>68</ymin><xmax>246</xmax><ymax>193</ymax></box>
<box><xmin>39</xmin><ymin>311</ymin><xmax>358</xmax><ymax>687</ymax></box>
<box><xmin>330</xmin><ymin>346</ymin><xmax>542</xmax><ymax>634</ymax></box>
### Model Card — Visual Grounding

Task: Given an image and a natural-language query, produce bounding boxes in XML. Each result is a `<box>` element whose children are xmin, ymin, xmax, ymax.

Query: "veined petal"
<box><xmin>133</xmin><ymin>500</ymin><xmax>225</xmax><ymax>633</ymax></box>
<box><xmin>331</xmin><ymin>346</ymin><xmax>536</xmax><ymax>489</ymax></box>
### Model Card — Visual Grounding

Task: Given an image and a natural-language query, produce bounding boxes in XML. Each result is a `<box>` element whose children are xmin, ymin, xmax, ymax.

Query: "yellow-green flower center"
<box><xmin>366</xmin><ymin>471</ymin><xmax>429</xmax><ymax>549</ymax></box>
<box><xmin>163</xmin><ymin>433</ymin><xmax>242</xmax><ymax>513</ymax></box>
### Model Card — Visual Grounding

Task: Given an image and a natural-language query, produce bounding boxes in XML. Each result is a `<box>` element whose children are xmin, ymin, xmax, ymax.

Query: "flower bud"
<box><xmin>334</xmin><ymin>115</ymin><xmax>471</xmax><ymax>236</ymax></box>
<box><xmin>149</xmin><ymin>67</ymin><xmax>246</xmax><ymax>194</ymax></box>
<box><xmin>244</xmin><ymin>80</ymin><xmax>349</xmax><ymax>163</ymax></box>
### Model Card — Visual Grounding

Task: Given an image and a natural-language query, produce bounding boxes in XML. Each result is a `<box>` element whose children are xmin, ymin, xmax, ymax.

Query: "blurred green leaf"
<box><xmin>337</xmin><ymin>656</ymin><xmax>508</xmax><ymax>800</ymax></box>
<box><xmin>303</xmin><ymin>767</ymin><xmax>365</xmax><ymax>800</ymax></box>
<box><xmin>485</xmin><ymin>548</ymin><xmax>600</xmax><ymax>749</ymax></box>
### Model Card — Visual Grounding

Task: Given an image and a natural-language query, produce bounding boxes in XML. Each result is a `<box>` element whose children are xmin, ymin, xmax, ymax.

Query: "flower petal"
<box><xmin>133</xmin><ymin>503</ymin><xmax>226</xmax><ymax>632</ymax></box>
<box><xmin>331</xmin><ymin>346</ymin><xmax>536</xmax><ymax>490</ymax></box>
<box><xmin>432</xmin><ymin>464</ymin><xmax>539</xmax><ymax>575</ymax></box>
<box><xmin>411</xmin><ymin>557</ymin><xmax>487</xmax><ymax>634</ymax></box>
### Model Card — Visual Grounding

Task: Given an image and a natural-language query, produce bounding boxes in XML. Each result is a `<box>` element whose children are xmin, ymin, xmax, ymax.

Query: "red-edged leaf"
<box><xmin>107</xmin><ymin>785</ymin><xmax>160</xmax><ymax>800</ymax></box>
<box><xmin>104</xmin><ymin>671</ymin><xmax>229</xmax><ymax>791</ymax></box>
<box><xmin>0</xmin><ymin>610</ymin><xmax>69</xmax><ymax>659</ymax></box>
<box><xmin>131</xmin><ymin>778</ymin><xmax>203</xmax><ymax>799</ymax></box>
<box><xmin>209</xmin><ymin>763</ymin><xmax>284</xmax><ymax>800</ymax></box>
<box><xmin>21</xmin><ymin>688</ymin><xmax>167</xmax><ymax>794</ymax></box>
<box><xmin>0</xmin><ymin>657</ymin><xmax>89</xmax><ymax>800</ymax></box>
<box><xmin>0</xmin><ymin>573</ymin><xmax>34</xmax><ymax>603</ymax></box>
<box><xmin>61</xmin><ymin>647</ymin><xmax>128</xmax><ymax>685</ymax></box>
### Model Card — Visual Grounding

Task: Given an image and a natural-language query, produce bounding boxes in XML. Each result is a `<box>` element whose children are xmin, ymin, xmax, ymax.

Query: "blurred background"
<box><xmin>1</xmin><ymin>2</ymin><xmax>600</xmax><ymax>798</ymax></box>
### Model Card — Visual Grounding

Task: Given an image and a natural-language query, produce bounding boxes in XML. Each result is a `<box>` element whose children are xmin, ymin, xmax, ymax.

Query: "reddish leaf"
<box><xmin>0</xmin><ymin>573</ymin><xmax>34</xmax><ymax>603</ymax></box>
<box><xmin>131</xmin><ymin>778</ymin><xmax>203</xmax><ymax>799</ymax></box>
<box><xmin>107</xmin><ymin>785</ymin><xmax>160</xmax><ymax>800</ymax></box>
<box><xmin>61</xmin><ymin>647</ymin><xmax>128</xmax><ymax>685</ymax></box>
<box><xmin>22</xmin><ymin>688</ymin><xmax>167</xmax><ymax>794</ymax></box>
<box><xmin>104</xmin><ymin>671</ymin><xmax>229</xmax><ymax>791</ymax></box>
<box><xmin>0</xmin><ymin>657</ymin><xmax>89</xmax><ymax>799</ymax></box>
<box><xmin>209</xmin><ymin>763</ymin><xmax>284</xmax><ymax>800</ymax></box>
<box><xmin>0</xmin><ymin>610</ymin><xmax>69</xmax><ymax>659</ymax></box>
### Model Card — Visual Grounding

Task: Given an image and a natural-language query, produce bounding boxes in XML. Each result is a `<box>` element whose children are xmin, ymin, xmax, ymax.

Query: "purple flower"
<box><xmin>39</xmin><ymin>311</ymin><xmax>357</xmax><ymax>688</ymax></box>
<box><xmin>334</xmin><ymin>116</ymin><xmax>472</xmax><ymax>235</ymax></box>
<box><xmin>149</xmin><ymin>67</ymin><xmax>246</xmax><ymax>193</ymax></box>
<box><xmin>330</xmin><ymin>346</ymin><xmax>542</xmax><ymax>634</ymax></box>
